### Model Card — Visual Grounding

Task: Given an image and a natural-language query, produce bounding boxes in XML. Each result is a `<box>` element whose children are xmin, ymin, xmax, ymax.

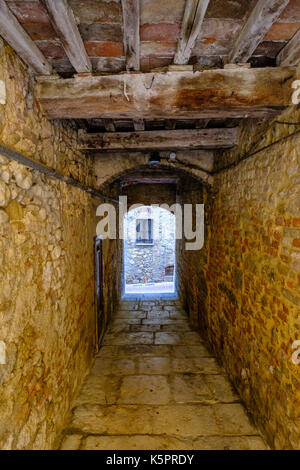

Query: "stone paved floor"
<box><xmin>58</xmin><ymin>300</ymin><xmax>268</xmax><ymax>450</ymax></box>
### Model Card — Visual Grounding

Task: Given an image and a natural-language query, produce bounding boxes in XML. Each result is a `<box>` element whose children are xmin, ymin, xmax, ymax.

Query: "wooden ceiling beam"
<box><xmin>277</xmin><ymin>28</ymin><xmax>300</xmax><ymax>67</ymax></box>
<box><xmin>35</xmin><ymin>67</ymin><xmax>296</xmax><ymax>120</ymax></box>
<box><xmin>41</xmin><ymin>0</ymin><xmax>92</xmax><ymax>73</ymax></box>
<box><xmin>174</xmin><ymin>0</ymin><xmax>210</xmax><ymax>65</ymax></box>
<box><xmin>121</xmin><ymin>0</ymin><xmax>140</xmax><ymax>71</ymax></box>
<box><xmin>78</xmin><ymin>128</ymin><xmax>238</xmax><ymax>150</ymax></box>
<box><xmin>0</xmin><ymin>0</ymin><xmax>52</xmax><ymax>75</ymax></box>
<box><xmin>228</xmin><ymin>0</ymin><xmax>290</xmax><ymax>64</ymax></box>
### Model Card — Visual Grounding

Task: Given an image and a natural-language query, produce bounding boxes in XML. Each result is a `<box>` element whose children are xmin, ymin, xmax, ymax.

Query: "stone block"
<box><xmin>118</xmin><ymin>375</ymin><xmax>171</xmax><ymax>404</ymax></box>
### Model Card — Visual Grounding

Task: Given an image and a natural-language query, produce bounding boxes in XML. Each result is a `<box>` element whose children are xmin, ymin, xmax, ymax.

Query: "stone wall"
<box><xmin>178</xmin><ymin>107</ymin><xmax>300</xmax><ymax>449</ymax></box>
<box><xmin>99</xmin><ymin>184</ymin><xmax>122</xmax><ymax>344</ymax></box>
<box><xmin>0</xmin><ymin>41</ymin><xmax>121</xmax><ymax>449</ymax></box>
<box><xmin>177</xmin><ymin>177</ymin><xmax>211</xmax><ymax>329</ymax></box>
<box><xmin>124</xmin><ymin>206</ymin><xmax>175</xmax><ymax>284</ymax></box>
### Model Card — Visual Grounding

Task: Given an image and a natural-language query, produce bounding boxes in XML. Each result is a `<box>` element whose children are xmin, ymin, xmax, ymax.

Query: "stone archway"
<box><xmin>93</xmin><ymin>151</ymin><xmax>214</xmax><ymax>191</ymax></box>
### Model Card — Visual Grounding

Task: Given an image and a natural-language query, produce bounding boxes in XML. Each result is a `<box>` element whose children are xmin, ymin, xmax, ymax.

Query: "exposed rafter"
<box><xmin>78</xmin><ymin>128</ymin><xmax>238</xmax><ymax>150</ymax></box>
<box><xmin>0</xmin><ymin>0</ymin><xmax>52</xmax><ymax>75</ymax></box>
<box><xmin>133</xmin><ymin>119</ymin><xmax>145</xmax><ymax>131</ymax></box>
<box><xmin>41</xmin><ymin>0</ymin><xmax>91</xmax><ymax>73</ymax></box>
<box><xmin>174</xmin><ymin>0</ymin><xmax>210</xmax><ymax>65</ymax></box>
<box><xmin>277</xmin><ymin>28</ymin><xmax>300</xmax><ymax>67</ymax></box>
<box><xmin>103</xmin><ymin>119</ymin><xmax>116</xmax><ymax>132</ymax></box>
<box><xmin>196</xmin><ymin>119</ymin><xmax>210</xmax><ymax>129</ymax></box>
<box><xmin>165</xmin><ymin>120</ymin><xmax>176</xmax><ymax>130</ymax></box>
<box><xmin>35</xmin><ymin>68</ymin><xmax>296</xmax><ymax>120</ymax></box>
<box><xmin>228</xmin><ymin>0</ymin><xmax>290</xmax><ymax>64</ymax></box>
<box><xmin>121</xmin><ymin>0</ymin><xmax>140</xmax><ymax>71</ymax></box>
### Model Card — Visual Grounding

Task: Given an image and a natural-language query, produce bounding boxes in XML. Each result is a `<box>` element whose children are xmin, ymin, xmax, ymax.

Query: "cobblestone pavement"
<box><xmin>58</xmin><ymin>300</ymin><xmax>268</xmax><ymax>450</ymax></box>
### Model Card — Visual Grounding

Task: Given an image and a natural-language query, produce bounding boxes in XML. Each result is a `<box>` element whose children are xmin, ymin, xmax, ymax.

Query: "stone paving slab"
<box><xmin>171</xmin><ymin>344</ymin><xmax>212</xmax><ymax>357</ymax></box>
<box><xmin>118</xmin><ymin>375</ymin><xmax>171</xmax><ymax>404</ymax></box>
<box><xmin>58</xmin><ymin>299</ymin><xmax>268</xmax><ymax>450</ymax></box>
<box><xmin>103</xmin><ymin>332</ymin><xmax>154</xmax><ymax>346</ymax></box>
<box><xmin>151</xmin><ymin>404</ymin><xmax>220</xmax><ymax>436</ymax></box>
<box><xmin>142</xmin><ymin>318</ymin><xmax>186</xmax><ymax>325</ymax></box>
<box><xmin>130</xmin><ymin>324</ymin><xmax>161</xmax><ymax>332</ymax></box>
<box><xmin>81</xmin><ymin>435</ymin><xmax>192</xmax><ymax>450</ymax></box>
<box><xmin>97</xmin><ymin>344</ymin><xmax>173</xmax><ymax>358</ymax></box>
<box><xmin>170</xmin><ymin>374</ymin><xmax>214</xmax><ymax>404</ymax></box>
<box><xmin>111</xmin><ymin>318</ymin><xmax>141</xmax><ymax>325</ymax></box>
<box><xmin>107</xmin><ymin>323</ymin><xmax>131</xmax><ymax>334</ymax></box>
<box><xmin>115</xmin><ymin>311</ymin><xmax>146</xmax><ymax>319</ymax></box>
<box><xmin>137</xmin><ymin>357</ymin><xmax>171</xmax><ymax>375</ymax></box>
<box><xmin>119</xmin><ymin>302</ymin><xmax>140</xmax><ymax>310</ymax></box>
<box><xmin>70</xmin><ymin>404</ymin><xmax>154</xmax><ymax>434</ymax></box>
<box><xmin>214</xmin><ymin>403</ymin><xmax>258</xmax><ymax>435</ymax></box>
<box><xmin>161</xmin><ymin>323</ymin><xmax>191</xmax><ymax>332</ymax></box>
<box><xmin>192</xmin><ymin>436</ymin><xmax>267</xmax><ymax>450</ymax></box>
<box><xmin>91</xmin><ymin>357</ymin><xmax>136</xmax><ymax>376</ymax></box>
<box><xmin>73</xmin><ymin>375</ymin><xmax>121</xmax><ymax>406</ymax></box>
<box><xmin>205</xmin><ymin>375</ymin><xmax>240</xmax><ymax>403</ymax></box>
<box><xmin>147</xmin><ymin>310</ymin><xmax>170</xmax><ymax>318</ymax></box>
<box><xmin>171</xmin><ymin>357</ymin><xmax>220</xmax><ymax>374</ymax></box>
<box><xmin>60</xmin><ymin>432</ymin><xmax>267</xmax><ymax>451</ymax></box>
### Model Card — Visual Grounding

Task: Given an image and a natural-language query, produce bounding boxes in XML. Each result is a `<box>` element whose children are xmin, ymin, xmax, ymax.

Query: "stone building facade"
<box><xmin>124</xmin><ymin>206</ymin><xmax>175</xmax><ymax>284</ymax></box>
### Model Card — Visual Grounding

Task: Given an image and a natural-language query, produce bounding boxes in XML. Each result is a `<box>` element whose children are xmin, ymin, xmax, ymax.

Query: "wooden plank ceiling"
<box><xmin>4</xmin><ymin>0</ymin><xmax>299</xmax><ymax>74</ymax></box>
<box><xmin>0</xmin><ymin>0</ymin><xmax>299</xmax><ymax>150</ymax></box>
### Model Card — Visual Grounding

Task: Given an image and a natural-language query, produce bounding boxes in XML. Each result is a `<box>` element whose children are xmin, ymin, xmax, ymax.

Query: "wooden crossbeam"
<box><xmin>228</xmin><ymin>0</ymin><xmax>290</xmax><ymax>63</ymax></box>
<box><xmin>121</xmin><ymin>175</ymin><xmax>179</xmax><ymax>184</ymax></box>
<box><xmin>277</xmin><ymin>28</ymin><xmax>300</xmax><ymax>67</ymax></box>
<box><xmin>121</xmin><ymin>0</ymin><xmax>140</xmax><ymax>71</ymax></box>
<box><xmin>41</xmin><ymin>0</ymin><xmax>91</xmax><ymax>73</ymax></box>
<box><xmin>0</xmin><ymin>0</ymin><xmax>52</xmax><ymax>75</ymax></box>
<box><xmin>35</xmin><ymin>68</ymin><xmax>296</xmax><ymax>120</ymax></box>
<box><xmin>174</xmin><ymin>0</ymin><xmax>210</xmax><ymax>65</ymax></box>
<box><xmin>78</xmin><ymin>128</ymin><xmax>238</xmax><ymax>150</ymax></box>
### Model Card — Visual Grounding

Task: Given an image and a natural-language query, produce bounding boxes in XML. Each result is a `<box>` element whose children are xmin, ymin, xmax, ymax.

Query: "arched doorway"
<box><xmin>123</xmin><ymin>205</ymin><xmax>176</xmax><ymax>296</ymax></box>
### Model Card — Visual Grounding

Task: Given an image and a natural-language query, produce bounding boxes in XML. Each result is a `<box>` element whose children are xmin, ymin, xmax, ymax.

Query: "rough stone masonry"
<box><xmin>177</xmin><ymin>103</ymin><xmax>300</xmax><ymax>449</ymax></box>
<box><xmin>0</xmin><ymin>40</ymin><xmax>121</xmax><ymax>449</ymax></box>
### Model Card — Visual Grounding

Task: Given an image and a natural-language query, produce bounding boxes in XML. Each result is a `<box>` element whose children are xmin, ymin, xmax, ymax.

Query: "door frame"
<box><xmin>95</xmin><ymin>236</ymin><xmax>105</xmax><ymax>348</ymax></box>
